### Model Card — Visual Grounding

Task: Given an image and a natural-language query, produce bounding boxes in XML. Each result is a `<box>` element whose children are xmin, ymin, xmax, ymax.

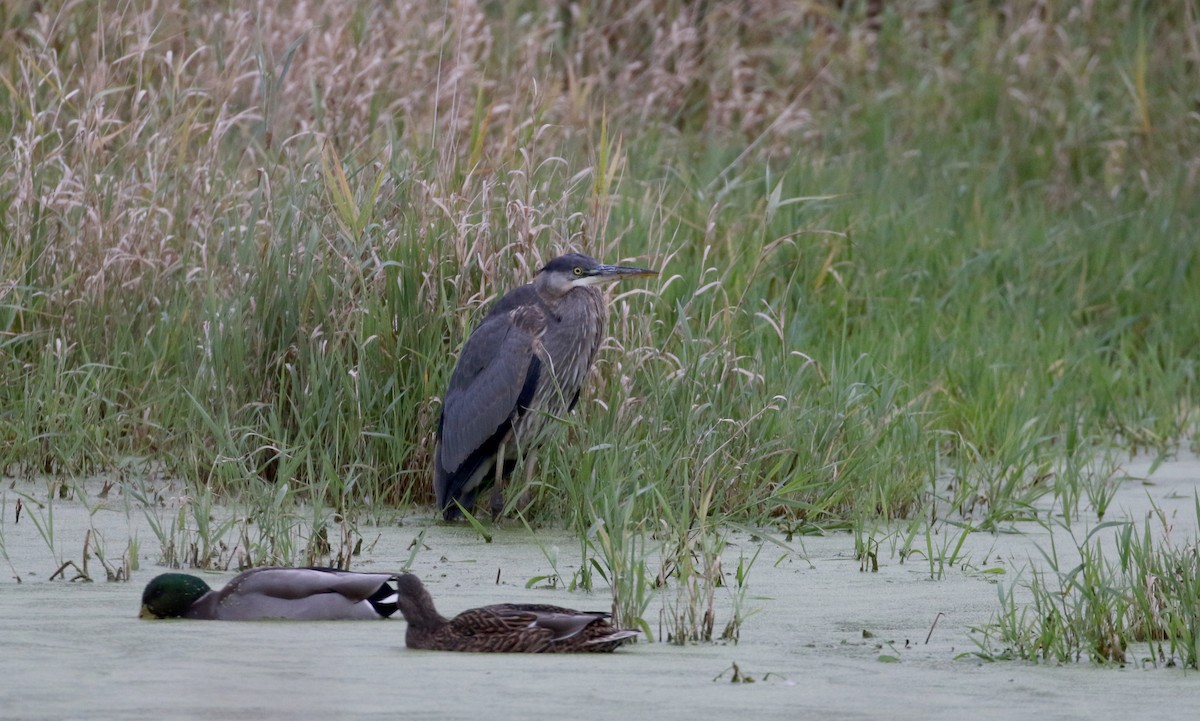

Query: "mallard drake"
<box><xmin>139</xmin><ymin>567</ymin><xmax>400</xmax><ymax>620</ymax></box>
<box><xmin>395</xmin><ymin>573</ymin><xmax>639</xmax><ymax>652</ymax></box>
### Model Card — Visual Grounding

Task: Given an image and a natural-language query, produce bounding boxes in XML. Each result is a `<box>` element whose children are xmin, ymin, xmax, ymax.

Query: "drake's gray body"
<box><xmin>140</xmin><ymin>567</ymin><xmax>400</xmax><ymax>621</ymax></box>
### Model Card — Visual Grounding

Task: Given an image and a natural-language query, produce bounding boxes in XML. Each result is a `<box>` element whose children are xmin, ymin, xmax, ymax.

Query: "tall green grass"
<box><xmin>973</xmin><ymin>500</ymin><xmax>1200</xmax><ymax>669</ymax></box>
<box><xmin>1</xmin><ymin>2</ymin><xmax>1196</xmax><ymax>606</ymax></box>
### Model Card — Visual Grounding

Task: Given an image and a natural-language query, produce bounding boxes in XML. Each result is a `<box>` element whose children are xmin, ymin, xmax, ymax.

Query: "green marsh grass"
<box><xmin>974</xmin><ymin>501</ymin><xmax>1200</xmax><ymax>668</ymax></box>
<box><xmin>721</xmin><ymin>545</ymin><xmax>763</xmax><ymax>643</ymax></box>
<box><xmin>1</xmin><ymin>2</ymin><xmax>1197</xmax><ymax>639</ymax></box>
<box><xmin>0</xmin><ymin>497</ymin><xmax>17</xmax><ymax>581</ymax></box>
<box><xmin>13</xmin><ymin>487</ymin><xmax>61</xmax><ymax>568</ymax></box>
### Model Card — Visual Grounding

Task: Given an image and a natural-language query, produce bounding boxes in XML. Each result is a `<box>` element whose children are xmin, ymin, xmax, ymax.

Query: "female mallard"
<box><xmin>395</xmin><ymin>573</ymin><xmax>639</xmax><ymax>652</ymax></box>
<box><xmin>139</xmin><ymin>567</ymin><xmax>400</xmax><ymax>620</ymax></box>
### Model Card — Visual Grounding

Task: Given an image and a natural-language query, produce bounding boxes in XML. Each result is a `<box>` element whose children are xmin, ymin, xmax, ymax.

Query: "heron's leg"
<box><xmin>517</xmin><ymin>452</ymin><xmax>537</xmax><ymax>511</ymax></box>
<box><xmin>489</xmin><ymin>441</ymin><xmax>506</xmax><ymax>520</ymax></box>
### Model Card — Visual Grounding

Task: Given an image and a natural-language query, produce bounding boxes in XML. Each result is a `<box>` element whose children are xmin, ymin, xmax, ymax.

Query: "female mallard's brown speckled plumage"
<box><xmin>395</xmin><ymin>573</ymin><xmax>639</xmax><ymax>653</ymax></box>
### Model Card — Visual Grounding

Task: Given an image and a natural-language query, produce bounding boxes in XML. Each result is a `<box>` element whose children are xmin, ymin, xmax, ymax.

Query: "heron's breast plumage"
<box><xmin>510</xmin><ymin>287</ymin><xmax>606</xmax><ymax>448</ymax></box>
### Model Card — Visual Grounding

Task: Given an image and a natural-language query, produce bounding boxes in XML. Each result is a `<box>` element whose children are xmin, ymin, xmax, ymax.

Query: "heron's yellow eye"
<box><xmin>573</xmin><ymin>267</ymin><xmax>583</xmax><ymax>276</ymax></box>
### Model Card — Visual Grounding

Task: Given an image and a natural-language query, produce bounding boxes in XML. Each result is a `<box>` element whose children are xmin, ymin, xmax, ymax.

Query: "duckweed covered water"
<box><xmin>3</xmin><ymin>453</ymin><xmax>1200</xmax><ymax>720</ymax></box>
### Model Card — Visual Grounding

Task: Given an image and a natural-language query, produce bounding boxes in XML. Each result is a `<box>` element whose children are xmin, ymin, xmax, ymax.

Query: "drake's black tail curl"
<box><xmin>368</xmin><ymin>578</ymin><xmax>401</xmax><ymax>618</ymax></box>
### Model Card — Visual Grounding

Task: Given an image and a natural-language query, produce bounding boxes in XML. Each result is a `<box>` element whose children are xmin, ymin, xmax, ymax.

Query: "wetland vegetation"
<box><xmin>1</xmin><ymin>0</ymin><xmax>1198</xmax><ymax>664</ymax></box>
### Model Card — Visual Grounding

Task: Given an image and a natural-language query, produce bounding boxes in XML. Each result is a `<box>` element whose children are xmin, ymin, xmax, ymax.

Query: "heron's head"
<box><xmin>535</xmin><ymin>253</ymin><xmax>657</xmax><ymax>297</ymax></box>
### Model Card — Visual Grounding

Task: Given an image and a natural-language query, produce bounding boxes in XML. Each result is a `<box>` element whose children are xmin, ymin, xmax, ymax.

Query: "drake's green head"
<box><xmin>139</xmin><ymin>573</ymin><xmax>212</xmax><ymax>619</ymax></box>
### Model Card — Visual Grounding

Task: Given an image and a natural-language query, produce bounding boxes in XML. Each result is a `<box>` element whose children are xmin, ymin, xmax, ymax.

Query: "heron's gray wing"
<box><xmin>438</xmin><ymin>305</ymin><xmax>544</xmax><ymax>474</ymax></box>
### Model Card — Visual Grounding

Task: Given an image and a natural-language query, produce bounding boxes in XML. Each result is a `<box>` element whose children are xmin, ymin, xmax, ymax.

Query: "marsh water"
<box><xmin>3</xmin><ymin>454</ymin><xmax>1200</xmax><ymax>720</ymax></box>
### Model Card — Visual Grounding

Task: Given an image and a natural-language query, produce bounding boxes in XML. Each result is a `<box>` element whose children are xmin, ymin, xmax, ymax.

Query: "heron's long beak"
<box><xmin>587</xmin><ymin>264</ymin><xmax>658</xmax><ymax>283</ymax></box>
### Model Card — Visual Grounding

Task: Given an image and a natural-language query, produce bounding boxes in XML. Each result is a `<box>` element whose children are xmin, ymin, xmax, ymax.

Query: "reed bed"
<box><xmin>2</xmin><ymin>0</ymin><xmax>1197</xmax><ymax>644</ymax></box>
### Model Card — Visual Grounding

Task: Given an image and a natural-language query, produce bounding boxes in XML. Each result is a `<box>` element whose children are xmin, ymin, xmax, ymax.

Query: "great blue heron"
<box><xmin>434</xmin><ymin>253</ymin><xmax>657</xmax><ymax>520</ymax></box>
